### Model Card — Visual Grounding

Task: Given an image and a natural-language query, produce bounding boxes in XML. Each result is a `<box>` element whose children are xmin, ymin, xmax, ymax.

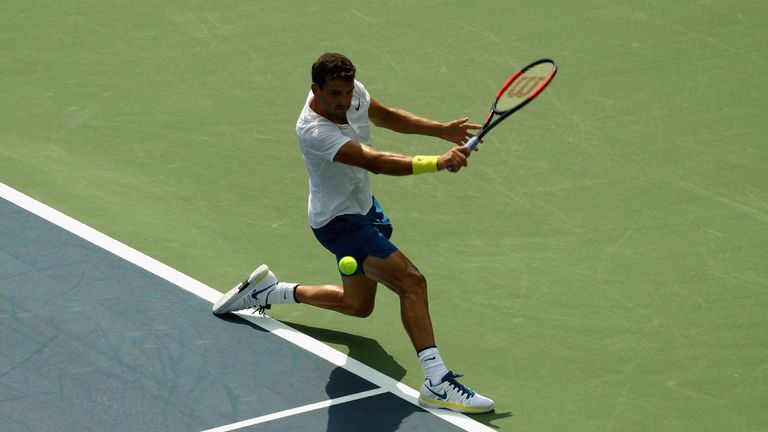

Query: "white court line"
<box><xmin>200</xmin><ymin>388</ymin><xmax>388</xmax><ymax>432</ymax></box>
<box><xmin>0</xmin><ymin>181</ymin><xmax>495</xmax><ymax>432</ymax></box>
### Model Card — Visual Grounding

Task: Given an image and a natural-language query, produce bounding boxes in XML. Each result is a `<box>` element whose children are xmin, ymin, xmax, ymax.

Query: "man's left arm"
<box><xmin>368</xmin><ymin>98</ymin><xmax>480</xmax><ymax>146</ymax></box>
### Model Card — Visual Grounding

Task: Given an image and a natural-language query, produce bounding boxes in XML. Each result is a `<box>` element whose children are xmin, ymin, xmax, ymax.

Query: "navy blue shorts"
<box><xmin>312</xmin><ymin>197</ymin><xmax>397</xmax><ymax>276</ymax></box>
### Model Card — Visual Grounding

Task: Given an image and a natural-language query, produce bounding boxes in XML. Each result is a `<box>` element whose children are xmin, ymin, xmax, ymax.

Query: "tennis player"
<box><xmin>213</xmin><ymin>53</ymin><xmax>494</xmax><ymax>413</ymax></box>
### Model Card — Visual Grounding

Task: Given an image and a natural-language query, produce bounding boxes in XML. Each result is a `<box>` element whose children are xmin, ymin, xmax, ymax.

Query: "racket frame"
<box><xmin>466</xmin><ymin>58</ymin><xmax>557</xmax><ymax>150</ymax></box>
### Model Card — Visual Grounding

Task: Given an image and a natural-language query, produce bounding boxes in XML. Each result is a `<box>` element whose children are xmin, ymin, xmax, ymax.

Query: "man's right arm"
<box><xmin>333</xmin><ymin>140</ymin><xmax>470</xmax><ymax>175</ymax></box>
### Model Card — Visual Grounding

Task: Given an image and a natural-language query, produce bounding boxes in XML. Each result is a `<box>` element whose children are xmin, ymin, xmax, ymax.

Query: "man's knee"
<box><xmin>364</xmin><ymin>251</ymin><xmax>427</xmax><ymax>298</ymax></box>
<box><xmin>346</xmin><ymin>300</ymin><xmax>375</xmax><ymax>318</ymax></box>
<box><xmin>399</xmin><ymin>267</ymin><xmax>427</xmax><ymax>298</ymax></box>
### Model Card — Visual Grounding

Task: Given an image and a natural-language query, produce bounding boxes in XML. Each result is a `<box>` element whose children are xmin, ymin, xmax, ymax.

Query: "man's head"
<box><xmin>312</xmin><ymin>53</ymin><xmax>356</xmax><ymax>88</ymax></box>
<box><xmin>310</xmin><ymin>53</ymin><xmax>356</xmax><ymax>123</ymax></box>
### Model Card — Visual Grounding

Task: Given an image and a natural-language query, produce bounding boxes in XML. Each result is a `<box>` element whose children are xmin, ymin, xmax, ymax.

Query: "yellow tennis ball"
<box><xmin>338</xmin><ymin>256</ymin><xmax>358</xmax><ymax>275</ymax></box>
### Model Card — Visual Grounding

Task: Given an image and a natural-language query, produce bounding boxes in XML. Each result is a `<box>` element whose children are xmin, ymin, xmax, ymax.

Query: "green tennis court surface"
<box><xmin>2</xmin><ymin>1</ymin><xmax>766</xmax><ymax>431</ymax></box>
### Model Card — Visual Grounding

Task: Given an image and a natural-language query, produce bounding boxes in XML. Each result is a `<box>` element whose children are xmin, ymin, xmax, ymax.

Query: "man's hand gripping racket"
<box><xmin>464</xmin><ymin>58</ymin><xmax>558</xmax><ymax>153</ymax></box>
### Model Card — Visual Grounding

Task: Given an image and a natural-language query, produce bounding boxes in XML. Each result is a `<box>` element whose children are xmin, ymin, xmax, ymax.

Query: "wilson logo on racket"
<box><xmin>506</xmin><ymin>76</ymin><xmax>547</xmax><ymax>99</ymax></box>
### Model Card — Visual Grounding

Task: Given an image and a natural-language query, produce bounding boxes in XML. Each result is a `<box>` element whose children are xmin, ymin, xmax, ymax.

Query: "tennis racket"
<box><xmin>465</xmin><ymin>58</ymin><xmax>558</xmax><ymax>152</ymax></box>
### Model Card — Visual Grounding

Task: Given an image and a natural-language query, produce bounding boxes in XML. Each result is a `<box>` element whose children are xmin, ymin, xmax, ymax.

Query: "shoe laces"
<box><xmin>245</xmin><ymin>292</ymin><xmax>270</xmax><ymax>314</ymax></box>
<box><xmin>445</xmin><ymin>373</ymin><xmax>476</xmax><ymax>399</ymax></box>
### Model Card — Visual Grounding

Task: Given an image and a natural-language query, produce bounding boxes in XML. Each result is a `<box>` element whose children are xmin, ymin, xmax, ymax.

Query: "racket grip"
<box><xmin>465</xmin><ymin>135</ymin><xmax>480</xmax><ymax>151</ymax></box>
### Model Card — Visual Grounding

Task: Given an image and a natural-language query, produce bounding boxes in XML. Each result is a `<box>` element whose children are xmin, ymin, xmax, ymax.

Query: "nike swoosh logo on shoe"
<box><xmin>426</xmin><ymin>387</ymin><xmax>448</xmax><ymax>400</ymax></box>
<box><xmin>250</xmin><ymin>283</ymin><xmax>276</xmax><ymax>300</ymax></box>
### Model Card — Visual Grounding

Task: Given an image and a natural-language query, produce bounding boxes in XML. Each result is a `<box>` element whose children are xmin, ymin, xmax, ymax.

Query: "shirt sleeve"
<box><xmin>300</xmin><ymin>121</ymin><xmax>351</xmax><ymax>161</ymax></box>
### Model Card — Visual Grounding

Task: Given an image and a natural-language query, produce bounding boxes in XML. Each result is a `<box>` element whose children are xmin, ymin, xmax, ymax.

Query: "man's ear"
<box><xmin>311</xmin><ymin>83</ymin><xmax>320</xmax><ymax>95</ymax></box>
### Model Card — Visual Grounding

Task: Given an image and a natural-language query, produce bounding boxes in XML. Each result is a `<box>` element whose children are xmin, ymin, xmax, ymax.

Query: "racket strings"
<box><xmin>494</xmin><ymin>61</ymin><xmax>556</xmax><ymax>113</ymax></box>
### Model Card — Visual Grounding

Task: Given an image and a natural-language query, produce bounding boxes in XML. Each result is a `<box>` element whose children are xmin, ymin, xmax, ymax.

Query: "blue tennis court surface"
<box><xmin>0</xmin><ymin>188</ymin><xmax>487</xmax><ymax>431</ymax></box>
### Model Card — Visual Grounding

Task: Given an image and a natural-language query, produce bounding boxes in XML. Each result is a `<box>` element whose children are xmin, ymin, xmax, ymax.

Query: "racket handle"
<box><xmin>465</xmin><ymin>135</ymin><xmax>480</xmax><ymax>151</ymax></box>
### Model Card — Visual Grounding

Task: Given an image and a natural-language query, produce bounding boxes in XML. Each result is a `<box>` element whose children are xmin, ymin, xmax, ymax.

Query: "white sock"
<box><xmin>269</xmin><ymin>282</ymin><xmax>298</xmax><ymax>305</ymax></box>
<box><xmin>418</xmin><ymin>347</ymin><xmax>450</xmax><ymax>386</ymax></box>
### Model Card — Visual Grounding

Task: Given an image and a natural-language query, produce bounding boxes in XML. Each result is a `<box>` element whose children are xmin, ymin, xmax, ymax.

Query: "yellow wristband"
<box><xmin>412</xmin><ymin>155</ymin><xmax>439</xmax><ymax>175</ymax></box>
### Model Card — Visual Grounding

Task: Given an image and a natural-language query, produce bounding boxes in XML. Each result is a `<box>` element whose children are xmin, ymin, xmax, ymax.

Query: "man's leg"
<box><xmin>212</xmin><ymin>255</ymin><xmax>494</xmax><ymax>413</ymax></box>
<box><xmin>294</xmin><ymin>250</ymin><xmax>434</xmax><ymax>350</ymax></box>
<box><xmin>361</xmin><ymin>250</ymin><xmax>495</xmax><ymax>414</ymax></box>
<box><xmin>295</xmin><ymin>273</ymin><xmax>378</xmax><ymax>318</ymax></box>
<box><xmin>360</xmin><ymin>250</ymin><xmax>435</xmax><ymax>351</ymax></box>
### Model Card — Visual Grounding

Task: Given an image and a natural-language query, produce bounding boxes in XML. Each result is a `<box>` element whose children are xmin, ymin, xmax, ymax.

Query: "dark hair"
<box><xmin>312</xmin><ymin>53</ymin><xmax>356</xmax><ymax>88</ymax></box>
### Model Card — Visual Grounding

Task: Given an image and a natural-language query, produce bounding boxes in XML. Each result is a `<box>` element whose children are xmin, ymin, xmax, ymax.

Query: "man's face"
<box><xmin>311</xmin><ymin>77</ymin><xmax>354</xmax><ymax>123</ymax></box>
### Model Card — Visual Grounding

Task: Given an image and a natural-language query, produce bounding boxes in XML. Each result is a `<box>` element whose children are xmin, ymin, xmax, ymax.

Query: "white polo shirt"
<box><xmin>295</xmin><ymin>80</ymin><xmax>374</xmax><ymax>229</ymax></box>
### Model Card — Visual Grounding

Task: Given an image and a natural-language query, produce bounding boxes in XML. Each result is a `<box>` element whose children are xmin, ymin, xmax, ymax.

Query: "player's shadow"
<box><xmin>470</xmin><ymin>411</ymin><xmax>514</xmax><ymax>430</ymax></box>
<box><xmin>282</xmin><ymin>322</ymin><xmax>424</xmax><ymax>432</ymax></box>
<box><xmin>283</xmin><ymin>321</ymin><xmax>406</xmax><ymax>381</ymax></box>
<box><xmin>215</xmin><ymin>315</ymin><xmax>512</xmax><ymax>430</ymax></box>
<box><xmin>286</xmin><ymin>322</ymin><xmax>514</xmax><ymax>430</ymax></box>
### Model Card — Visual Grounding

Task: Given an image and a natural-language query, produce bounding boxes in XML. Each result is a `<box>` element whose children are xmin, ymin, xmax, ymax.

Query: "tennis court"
<box><xmin>1</xmin><ymin>184</ymin><xmax>489</xmax><ymax>431</ymax></box>
<box><xmin>2</xmin><ymin>1</ymin><xmax>767</xmax><ymax>431</ymax></box>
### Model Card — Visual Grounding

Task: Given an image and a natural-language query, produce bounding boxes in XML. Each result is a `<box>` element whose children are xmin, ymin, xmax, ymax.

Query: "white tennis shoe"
<box><xmin>212</xmin><ymin>265</ymin><xmax>277</xmax><ymax>315</ymax></box>
<box><xmin>418</xmin><ymin>372</ymin><xmax>495</xmax><ymax>414</ymax></box>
